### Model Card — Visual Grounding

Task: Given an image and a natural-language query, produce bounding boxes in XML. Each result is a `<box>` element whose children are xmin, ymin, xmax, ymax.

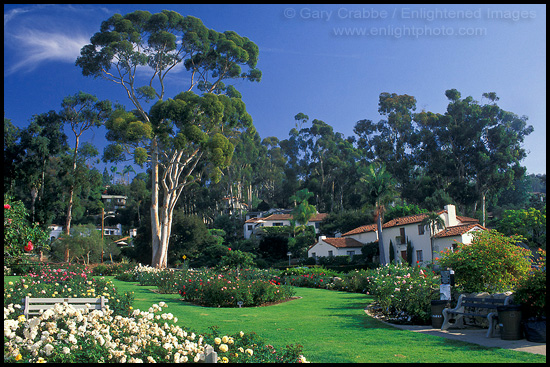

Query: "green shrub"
<box><xmin>513</xmin><ymin>249</ymin><xmax>546</xmax><ymax>319</ymax></box>
<box><xmin>437</xmin><ymin>230</ymin><xmax>533</xmax><ymax>293</ymax></box>
<box><xmin>4</xmin><ymin>194</ymin><xmax>50</xmax><ymax>269</ymax></box>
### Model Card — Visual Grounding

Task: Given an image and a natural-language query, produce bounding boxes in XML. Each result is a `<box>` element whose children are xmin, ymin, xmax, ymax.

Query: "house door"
<box><xmin>401</xmin><ymin>250</ymin><xmax>407</xmax><ymax>261</ymax></box>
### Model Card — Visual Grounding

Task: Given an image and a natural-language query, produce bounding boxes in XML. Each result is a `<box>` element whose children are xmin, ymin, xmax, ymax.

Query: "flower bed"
<box><xmin>116</xmin><ymin>265</ymin><xmax>296</xmax><ymax>308</ymax></box>
<box><xmin>4</xmin><ymin>302</ymin><xmax>309</xmax><ymax>363</ymax></box>
<box><xmin>4</xmin><ymin>264</ymin><xmax>133</xmax><ymax>317</ymax></box>
<box><xmin>280</xmin><ymin>264</ymin><xmax>440</xmax><ymax>324</ymax></box>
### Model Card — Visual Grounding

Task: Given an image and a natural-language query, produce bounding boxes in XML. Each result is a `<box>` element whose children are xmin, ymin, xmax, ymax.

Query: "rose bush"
<box><xmin>4</xmin><ymin>264</ymin><xmax>134</xmax><ymax>317</ymax></box>
<box><xmin>436</xmin><ymin>230</ymin><xmax>533</xmax><ymax>293</ymax></box>
<box><xmin>4</xmin><ymin>302</ymin><xmax>309</xmax><ymax>363</ymax></box>
<box><xmin>4</xmin><ymin>195</ymin><xmax>50</xmax><ymax>272</ymax></box>
<box><xmin>116</xmin><ymin>265</ymin><xmax>295</xmax><ymax>308</ymax></box>
<box><xmin>369</xmin><ymin>264</ymin><xmax>440</xmax><ymax>324</ymax></box>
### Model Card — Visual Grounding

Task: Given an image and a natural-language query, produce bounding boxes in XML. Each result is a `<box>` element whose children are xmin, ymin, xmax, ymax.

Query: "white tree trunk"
<box><xmin>151</xmin><ymin>145</ymin><xmax>200</xmax><ymax>268</ymax></box>
<box><xmin>376</xmin><ymin>210</ymin><xmax>387</xmax><ymax>266</ymax></box>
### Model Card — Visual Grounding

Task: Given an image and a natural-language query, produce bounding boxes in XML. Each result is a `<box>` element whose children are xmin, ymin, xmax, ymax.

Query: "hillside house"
<box><xmin>308</xmin><ymin>205</ymin><xmax>486</xmax><ymax>265</ymax></box>
<box><xmin>101</xmin><ymin>194</ymin><xmax>127</xmax><ymax>210</ymax></box>
<box><xmin>244</xmin><ymin>212</ymin><xmax>328</xmax><ymax>239</ymax></box>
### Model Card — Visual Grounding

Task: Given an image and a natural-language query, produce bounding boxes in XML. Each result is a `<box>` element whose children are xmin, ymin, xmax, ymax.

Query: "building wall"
<box><xmin>307</xmin><ymin>239</ymin><xmax>362</xmax><ymax>258</ymax></box>
<box><xmin>345</xmin><ymin>231</ymin><xmax>378</xmax><ymax>244</ymax></box>
<box><xmin>381</xmin><ymin>224</ymin><xmax>432</xmax><ymax>264</ymax></box>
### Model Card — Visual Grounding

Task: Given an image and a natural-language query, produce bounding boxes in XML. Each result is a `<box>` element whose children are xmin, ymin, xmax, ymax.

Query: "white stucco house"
<box><xmin>308</xmin><ymin>236</ymin><xmax>364</xmax><ymax>260</ymax></box>
<box><xmin>48</xmin><ymin>224</ymin><xmax>64</xmax><ymax>241</ymax></box>
<box><xmin>244</xmin><ymin>212</ymin><xmax>328</xmax><ymax>239</ymax></box>
<box><xmin>308</xmin><ymin>204</ymin><xmax>486</xmax><ymax>265</ymax></box>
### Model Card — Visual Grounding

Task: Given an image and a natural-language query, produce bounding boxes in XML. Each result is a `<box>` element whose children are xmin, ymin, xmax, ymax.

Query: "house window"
<box><xmin>273</xmin><ymin>222</ymin><xmax>284</xmax><ymax>227</ymax></box>
<box><xmin>247</xmin><ymin>225</ymin><xmax>253</xmax><ymax>231</ymax></box>
<box><xmin>311</xmin><ymin>252</ymin><xmax>316</xmax><ymax>259</ymax></box>
<box><xmin>416</xmin><ymin>250</ymin><xmax>423</xmax><ymax>263</ymax></box>
<box><xmin>418</xmin><ymin>225</ymin><xmax>425</xmax><ymax>235</ymax></box>
<box><xmin>328</xmin><ymin>250</ymin><xmax>333</xmax><ymax>257</ymax></box>
<box><xmin>399</xmin><ymin>228</ymin><xmax>406</xmax><ymax>244</ymax></box>
<box><xmin>346</xmin><ymin>250</ymin><xmax>355</xmax><ymax>257</ymax></box>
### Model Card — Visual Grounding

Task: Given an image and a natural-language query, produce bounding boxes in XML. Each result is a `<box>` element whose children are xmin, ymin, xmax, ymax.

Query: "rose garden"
<box><xmin>4</xmin><ymin>197</ymin><xmax>546</xmax><ymax>363</ymax></box>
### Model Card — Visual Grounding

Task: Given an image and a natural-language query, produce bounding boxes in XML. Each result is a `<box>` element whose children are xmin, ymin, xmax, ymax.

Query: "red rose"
<box><xmin>24</xmin><ymin>241</ymin><xmax>34</xmax><ymax>252</ymax></box>
<box><xmin>228</xmin><ymin>247</ymin><xmax>231</xmax><ymax>251</ymax></box>
<box><xmin>4</xmin><ymin>204</ymin><xmax>11</xmax><ymax>209</ymax></box>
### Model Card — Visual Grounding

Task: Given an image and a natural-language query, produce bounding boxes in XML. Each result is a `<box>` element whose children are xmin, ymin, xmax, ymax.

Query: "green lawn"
<box><xmin>105</xmin><ymin>277</ymin><xmax>545</xmax><ymax>363</ymax></box>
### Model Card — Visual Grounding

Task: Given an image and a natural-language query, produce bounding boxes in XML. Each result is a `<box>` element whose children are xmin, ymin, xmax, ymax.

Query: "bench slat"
<box><xmin>461</xmin><ymin>303</ymin><xmax>499</xmax><ymax>309</ymax></box>
<box><xmin>26</xmin><ymin>304</ymin><xmax>104</xmax><ymax>310</ymax></box>
<box><xmin>462</xmin><ymin>298</ymin><xmax>506</xmax><ymax>304</ymax></box>
<box><xmin>23</xmin><ymin>296</ymin><xmax>108</xmax><ymax>317</ymax></box>
<box><xmin>24</xmin><ymin>297</ymin><xmax>106</xmax><ymax>303</ymax></box>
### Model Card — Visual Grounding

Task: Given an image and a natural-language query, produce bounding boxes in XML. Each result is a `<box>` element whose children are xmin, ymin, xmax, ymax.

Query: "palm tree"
<box><xmin>421</xmin><ymin>212</ymin><xmax>446</xmax><ymax>262</ymax></box>
<box><xmin>290</xmin><ymin>188</ymin><xmax>317</xmax><ymax>236</ymax></box>
<box><xmin>360</xmin><ymin>162</ymin><xmax>397</xmax><ymax>266</ymax></box>
<box><xmin>123</xmin><ymin>165</ymin><xmax>136</xmax><ymax>185</ymax></box>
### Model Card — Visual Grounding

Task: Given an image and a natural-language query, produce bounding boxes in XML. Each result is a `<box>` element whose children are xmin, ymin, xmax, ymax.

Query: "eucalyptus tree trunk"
<box><xmin>150</xmin><ymin>139</ymin><xmax>202</xmax><ymax>268</ymax></box>
<box><xmin>64</xmin><ymin>135</ymin><xmax>80</xmax><ymax>261</ymax></box>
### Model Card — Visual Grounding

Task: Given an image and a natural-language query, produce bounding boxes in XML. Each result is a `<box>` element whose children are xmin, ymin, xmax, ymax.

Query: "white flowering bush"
<box><xmin>369</xmin><ymin>264</ymin><xmax>440</xmax><ymax>324</ymax></box>
<box><xmin>4</xmin><ymin>302</ymin><xmax>309</xmax><ymax>363</ymax></box>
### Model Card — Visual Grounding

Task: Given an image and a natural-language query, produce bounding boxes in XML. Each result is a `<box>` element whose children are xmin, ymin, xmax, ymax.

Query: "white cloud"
<box><xmin>3</xmin><ymin>4</ymin><xmax>105</xmax><ymax>76</ymax></box>
<box><xmin>6</xmin><ymin>29</ymin><xmax>89</xmax><ymax>75</ymax></box>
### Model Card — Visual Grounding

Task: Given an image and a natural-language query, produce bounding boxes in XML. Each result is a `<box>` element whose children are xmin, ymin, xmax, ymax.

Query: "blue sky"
<box><xmin>4</xmin><ymin>4</ymin><xmax>546</xmax><ymax>176</ymax></box>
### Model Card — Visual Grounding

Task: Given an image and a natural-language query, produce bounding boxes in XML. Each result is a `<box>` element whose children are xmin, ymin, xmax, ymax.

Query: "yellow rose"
<box><xmin>15</xmin><ymin>354</ymin><xmax>22</xmax><ymax>361</ymax></box>
<box><xmin>221</xmin><ymin>356</ymin><xmax>229</xmax><ymax>363</ymax></box>
<box><xmin>214</xmin><ymin>337</ymin><xmax>221</xmax><ymax>345</ymax></box>
<box><xmin>18</xmin><ymin>315</ymin><xmax>25</xmax><ymax>322</ymax></box>
<box><xmin>219</xmin><ymin>344</ymin><xmax>228</xmax><ymax>353</ymax></box>
<box><xmin>245</xmin><ymin>349</ymin><xmax>253</xmax><ymax>356</ymax></box>
<box><xmin>221</xmin><ymin>336</ymin><xmax>229</xmax><ymax>343</ymax></box>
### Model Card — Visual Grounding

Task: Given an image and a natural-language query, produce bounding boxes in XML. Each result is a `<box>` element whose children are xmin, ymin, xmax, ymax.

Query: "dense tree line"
<box><xmin>5</xmin><ymin>89</ymin><xmax>545</xmax><ymax>263</ymax></box>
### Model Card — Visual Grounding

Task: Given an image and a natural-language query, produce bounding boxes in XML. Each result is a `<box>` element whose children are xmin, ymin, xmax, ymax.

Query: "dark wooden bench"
<box><xmin>23</xmin><ymin>296</ymin><xmax>108</xmax><ymax>318</ymax></box>
<box><xmin>441</xmin><ymin>294</ymin><xmax>511</xmax><ymax>337</ymax></box>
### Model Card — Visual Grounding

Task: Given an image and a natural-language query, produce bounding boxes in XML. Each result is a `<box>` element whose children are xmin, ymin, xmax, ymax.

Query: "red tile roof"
<box><xmin>342</xmin><ymin>223</ymin><xmax>378</xmax><ymax>236</ymax></box>
<box><xmin>321</xmin><ymin>237</ymin><xmax>364</xmax><ymax>248</ymax></box>
<box><xmin>343</xmin><ymin>210</ymin><xmax>479</xmax><ymax>235</ymax></box>
<box><xmin>382</xmin><ymin>213</ymin><xmax>436</xmax><ymax>229</ymax></box>
<box><xmin>433</xmin><ymin>223</ymin><xmax>486</xmax><ymax>238</ymax></box>
<box><xmin>254</xmin><ymin>213</ymin><xmax>328</xmax><ymax>222</ymax></box>
<box><xmin>244</xmin><ymin>217</ymin><xmax>265</xmax><ymax>223</ymax></box>
<box><xmin>456</xmin><ymin>215</ymin><xmax>479</xmax><ymax>224</ymax></box>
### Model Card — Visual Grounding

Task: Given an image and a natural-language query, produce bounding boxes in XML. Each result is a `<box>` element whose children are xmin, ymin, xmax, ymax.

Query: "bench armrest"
<box><xmin>444</xmin><ymin>294</ymin><xmax>466</xmax><ymax>314</ymax></box>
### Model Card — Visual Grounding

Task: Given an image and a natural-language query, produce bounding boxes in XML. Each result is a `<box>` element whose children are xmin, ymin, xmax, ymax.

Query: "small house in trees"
<box><xmin>244</xmin><ymin>212</ymin><xmax>328</xmax><ymax>239</ymax></box>
<box><xmin>307</xmin><ymin>236</ymin><xmax>364</xmax><ymax>261</ymax></box>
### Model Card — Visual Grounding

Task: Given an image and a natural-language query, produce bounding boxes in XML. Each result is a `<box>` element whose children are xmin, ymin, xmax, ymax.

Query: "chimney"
<box><xmin>444</xmin><ymin>204</ymin><xmax>458</xmax><ymax>227</ymax></box>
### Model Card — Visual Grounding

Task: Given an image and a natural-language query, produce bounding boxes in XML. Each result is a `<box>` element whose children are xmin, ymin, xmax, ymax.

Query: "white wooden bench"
<box><xmin>441</xmin><ymin>294</ymin><xmax>511</xmax><ymax>337</ymax></box>
<box><xmin>23</xmin><ymin>296</ymin><xmax>108</xmax><ymax>318</ymax></box>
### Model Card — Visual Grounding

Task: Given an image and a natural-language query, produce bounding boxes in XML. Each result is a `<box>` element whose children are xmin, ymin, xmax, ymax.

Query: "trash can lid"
<box><xmin>431</xmin><ymin>300</ymin><xmax>450</xmax><ymax>305</ymax></box>
<box><xmin>497</xmin><ymin>304</ymin><xmax>522</xmax><ymax>311</ymax></box>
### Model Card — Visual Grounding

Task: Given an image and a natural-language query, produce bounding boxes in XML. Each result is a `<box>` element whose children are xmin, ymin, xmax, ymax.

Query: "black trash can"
<box><xmin>431</xmin><ymin>300</ymin><xmax>450</xmax><ymax>329</ymax></box>
<box><xmin>497</xmin><ymin>305</ymin><xmax>523</xmax><ymax>340</ymax></box>
<box><xmin>522</xmin><ymin>317</ymin><xmax>546</xmax><ymax>343</ymax></box>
